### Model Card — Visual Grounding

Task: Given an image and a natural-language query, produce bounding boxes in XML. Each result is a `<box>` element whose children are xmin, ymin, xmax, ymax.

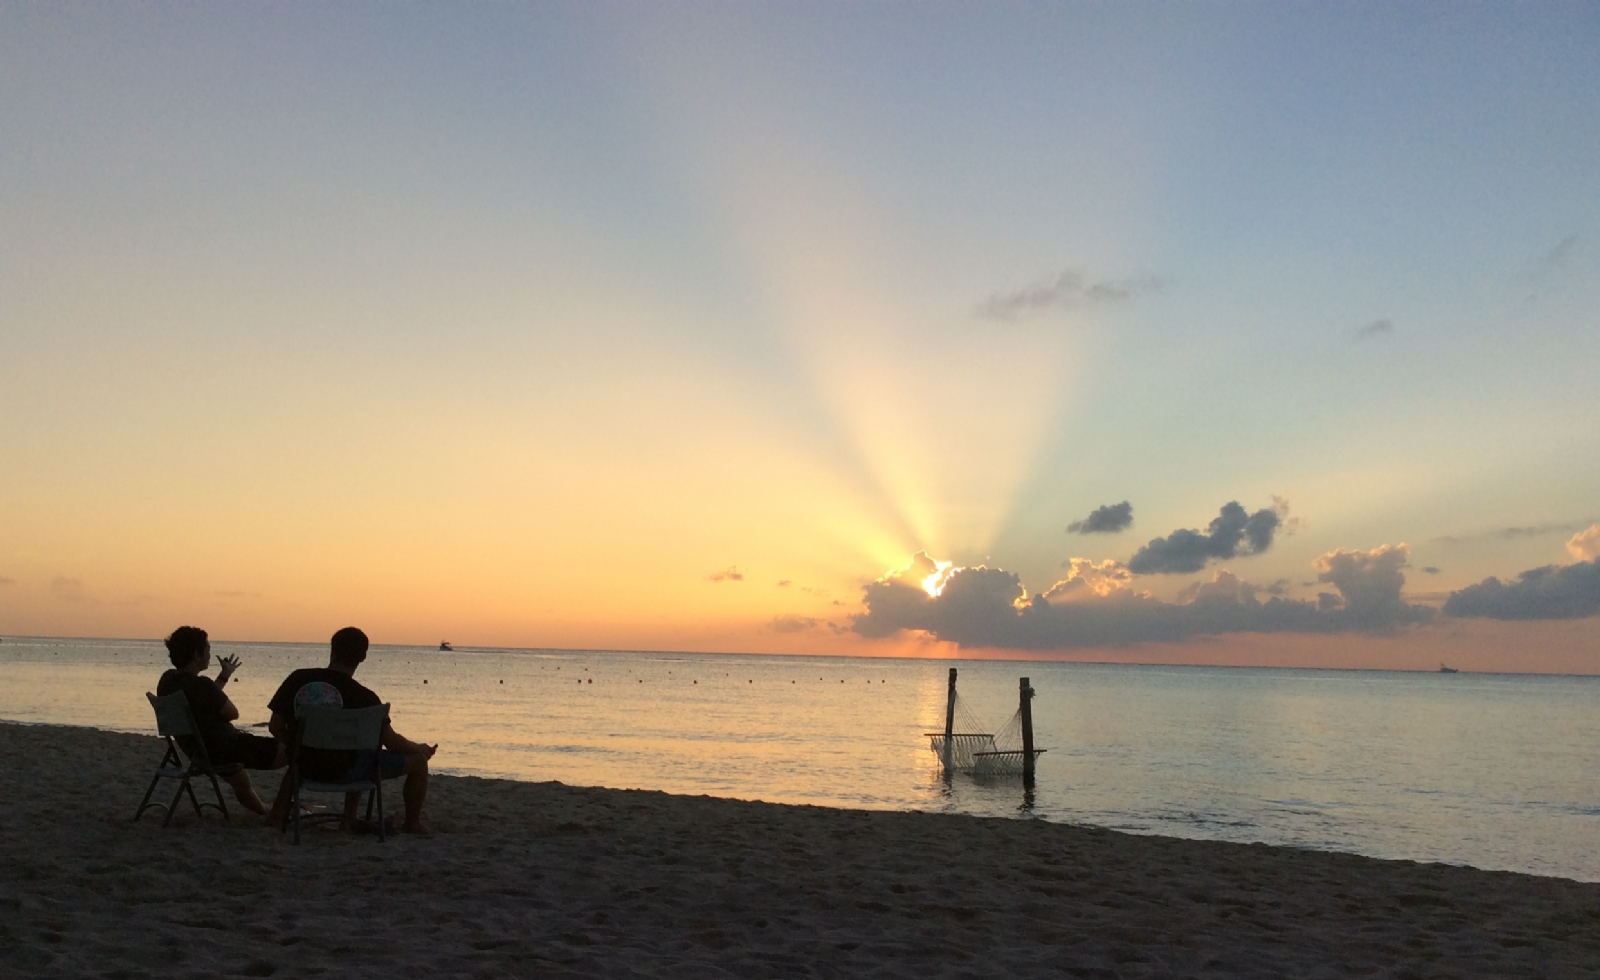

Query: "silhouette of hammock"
<box><xmin>925</xmin><ymin>670</ymin><xmax>1043</xmax><ymax>775</ymax></box>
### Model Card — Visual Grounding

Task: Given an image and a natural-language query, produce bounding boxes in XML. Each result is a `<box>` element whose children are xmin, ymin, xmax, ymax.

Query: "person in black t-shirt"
<box><xmin>266</xmin><ymin>627</ymin><xmax>437</xmax><ymax>834</ymax></box>
<box><xmin>156</xmin><ymin>626</ymin><xmax>287</xmax><ymax>816</ymax></box>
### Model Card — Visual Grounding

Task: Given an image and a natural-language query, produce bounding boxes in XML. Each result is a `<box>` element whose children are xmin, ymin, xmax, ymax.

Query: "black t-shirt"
<box><xmin>156</xmin><ymin>669</ymin><xmax>239</xmax><ymax>761</ymax></box>
<box><xmin>267</xmin><ymin>667</ymin><xmax>387</xmax><ymax>780</ymax></box>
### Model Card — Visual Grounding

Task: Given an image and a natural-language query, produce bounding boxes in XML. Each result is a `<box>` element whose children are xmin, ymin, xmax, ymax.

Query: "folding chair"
<box><xmin>133</xmin><ymin>691</ymin><xmax>240</xmax><ymax>826</ymax></box>
<box><xmin>283</xmin><ymin>703</ymin><xmax>392</xmax><ymax>843</ymax></box>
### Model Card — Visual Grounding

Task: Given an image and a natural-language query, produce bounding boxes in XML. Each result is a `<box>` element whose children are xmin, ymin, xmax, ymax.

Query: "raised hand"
<box><xmin>217</xmin><ymin>653</ymin><xmax>242</xmax><ymax>679</ymax></box>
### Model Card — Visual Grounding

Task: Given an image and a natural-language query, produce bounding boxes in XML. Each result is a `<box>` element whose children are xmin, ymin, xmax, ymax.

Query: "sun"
<box><xmin>921</xmin><ymin>559</ymin><xmax>955</xmax><ymax>597</ymax></box>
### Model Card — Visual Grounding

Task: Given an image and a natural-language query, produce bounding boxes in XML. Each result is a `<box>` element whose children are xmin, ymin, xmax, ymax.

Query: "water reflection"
<box><xmin>1</xmin><ymin>637</ymin><xmax>1596</xmax><ymax>881</ymax></box>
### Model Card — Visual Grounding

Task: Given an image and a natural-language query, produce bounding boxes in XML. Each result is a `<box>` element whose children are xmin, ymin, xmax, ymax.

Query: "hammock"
<box><xmin>925</xmin><ymin>673</ymin><xmax>1044</xmax><ymax>775</ymax></box>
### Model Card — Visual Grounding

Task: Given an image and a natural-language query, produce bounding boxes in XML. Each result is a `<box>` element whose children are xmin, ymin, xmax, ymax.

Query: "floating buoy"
<box><xmin>423</xmin><ymin>679</ymin><xmax>428</xmax><ymax>684</ymax></box>
<box><xmin>499</xmin><ymin>680</ymin><xmax>503</xmax><ymax>684</ymax></box>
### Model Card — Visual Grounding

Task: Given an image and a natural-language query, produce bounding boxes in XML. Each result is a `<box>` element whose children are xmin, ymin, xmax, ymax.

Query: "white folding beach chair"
<box><xmin>133</xmin><ymin>691</ymin><xmax>238</xmax><ymax>827</ymax></box>
<box><xmin>283</xmin><ymin>702</ymin><xmax>392</xmax><ymax>843</ymax></box>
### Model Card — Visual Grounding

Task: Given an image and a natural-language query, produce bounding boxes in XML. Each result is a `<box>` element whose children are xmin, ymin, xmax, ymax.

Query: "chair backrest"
<box><xmin>147</xmin><ymin>691</ymin><xmax>196</xmax><ymax>738</ymax></box>
<box><xmin>296</xmin><ymin>703</ymin><xmax>388</xmax><ymax>752</ymax></box>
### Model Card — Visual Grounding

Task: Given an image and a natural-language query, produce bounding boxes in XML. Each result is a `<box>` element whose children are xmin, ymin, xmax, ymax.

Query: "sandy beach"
<box><xmin>2</xmin><ymin>722</ymin><xmax>1596</xmax><ymax>979</ymax></box>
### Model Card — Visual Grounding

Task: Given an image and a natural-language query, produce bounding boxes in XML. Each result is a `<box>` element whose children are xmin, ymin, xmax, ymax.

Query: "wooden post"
<box><xmin>1019</xmin><ymin>676</ymin><xmax>1035</xmax><ymax>783</ymax></box>
<box><xmin>943</xmin><ymin>667</ymin><xmax>957</xmax><ymax>770</ymax></box>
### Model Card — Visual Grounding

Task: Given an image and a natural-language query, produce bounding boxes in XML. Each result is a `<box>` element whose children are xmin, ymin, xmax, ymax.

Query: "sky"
<box><xmin>2</xmin><ymin>3</ymin><xmax>1597</xmax><ymax>671</ymax></box>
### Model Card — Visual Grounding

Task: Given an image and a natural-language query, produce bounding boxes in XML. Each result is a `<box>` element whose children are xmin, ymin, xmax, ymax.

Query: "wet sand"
<box><xmin>2</xmin><ymin>722</ymin><xmax>1596</xmax><ymax>979</ymax></box>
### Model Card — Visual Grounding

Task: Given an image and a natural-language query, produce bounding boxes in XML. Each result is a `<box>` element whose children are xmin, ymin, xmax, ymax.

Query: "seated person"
<box><xmin>266</xmin><ymin>626</ymin><xmax>437</xmax><ymax>834</ymax></box>
<box><xmin>156</xmin><ymin>625</ymin><xmax>287</xmax><ymax>815</ymax></box>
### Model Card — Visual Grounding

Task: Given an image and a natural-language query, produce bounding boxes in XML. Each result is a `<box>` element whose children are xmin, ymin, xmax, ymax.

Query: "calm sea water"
<box><xmin>2</xmin><ymin>636</ymin><xmax>1595</xmax><ymax>881</ymax></box>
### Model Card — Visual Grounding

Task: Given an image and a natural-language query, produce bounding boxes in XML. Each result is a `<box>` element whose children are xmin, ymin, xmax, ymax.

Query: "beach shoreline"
<box><xmin>3</xmin><ymin>721</ymin><xmax>1597</xmax><ymax>979</ymax></box>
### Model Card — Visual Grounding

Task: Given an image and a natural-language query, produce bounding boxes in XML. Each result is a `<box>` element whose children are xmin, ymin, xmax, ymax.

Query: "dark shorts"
<box><xmin>335</xmin><ymin>750</ymin><xmax>407</xmax><ymax>783</ymax></box>
<box><xmin>216</xmin><ymin>731</ymin><xmax>282</xmax><ymax>770</ymax></box>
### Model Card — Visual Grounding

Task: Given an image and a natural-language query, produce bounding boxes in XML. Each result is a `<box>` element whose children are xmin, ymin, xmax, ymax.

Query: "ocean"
<box><xmin>2</xmin><ymin>636</ymin><xmax>1595</xmax><ymax>882</ymax></box>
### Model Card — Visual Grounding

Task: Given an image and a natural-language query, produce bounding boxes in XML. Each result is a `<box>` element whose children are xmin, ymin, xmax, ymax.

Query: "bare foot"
<box><xmin>402</xmin><ymin>820</ymin><xmax>433</xmax><ymax>836</ymax></box>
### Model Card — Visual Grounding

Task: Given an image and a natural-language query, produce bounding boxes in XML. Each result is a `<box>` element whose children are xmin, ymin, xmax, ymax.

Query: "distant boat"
<box><xmin>439</xmin><ymin>641</ymin><xmax>453</xmax><ymax>651</ymax></box>
<box><xmin>1439</xmin><ymin>663</ymin><xmax>1459</xmax><ymax>673</ymax></box>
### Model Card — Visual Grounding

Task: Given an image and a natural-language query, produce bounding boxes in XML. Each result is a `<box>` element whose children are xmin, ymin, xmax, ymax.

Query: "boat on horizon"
<box><xmin>439</xmin><ymin>641</ymin><xmax>453</xmax><ymax>651</ymax></box>
<box><xmin>1439</xmin><ymin>663</ymin><xmax>1459</xmax><ymax>673</ymax></box>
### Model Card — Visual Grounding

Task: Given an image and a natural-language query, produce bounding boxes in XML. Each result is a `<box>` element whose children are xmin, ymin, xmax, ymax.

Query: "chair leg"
<box><xmin>164</xmin><ymin>779</ymin><xmax>187</xmax><ymax>828</ymax></box>
<box><xmin>290</xmin><ymin>775</ymin><xmax>302</xmax><ymax>845</ymax></box>
<box><xmin>279</xmin><ymin>769</ymin><xmax>293</xmax><ymax>835</ymax></box>
<box><xmin>133</xmin><ymin>772</ymin><xmax>164</xmax><ymax>822</ymax></box>
<box><xmin>183</xmin><ymin>778</ymin><xmax>206</xmax><ymax>820</ymax></box>
<box><xmin>374</xmin><ymin>780</ymin><xmax>385</xmax><ymax>843</ymax></box>
<box><xmin>206</xmin><ymin>772</ymin><xmax>231</xmax><ymax>822</ymax></box>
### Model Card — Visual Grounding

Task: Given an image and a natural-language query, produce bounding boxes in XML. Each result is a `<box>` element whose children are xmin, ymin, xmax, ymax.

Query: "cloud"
<box><xmin>1421</xmin><ymin>566</ymin><xmax>1440</xmax><ymax>575</ymax></box>
<box><xmin>706</xmin><ymin>567</ymin><xmax>744</xmax><ymax>583</ymax></box>
<box><xmin>768</xmin><ymin>615</ymin><xmax>845</xmax><ymax>635</ymax></box>
<box><xmin>1567</xmin><ymin>524</ymin><xmax>1600</xmax><ymax>562</ymax></box>
<box><xmin>1127</xmin><ymin>501</ymin><xmax>1283</xmax><ymax>575</ymax></box>
<box><xmin>775</xmin><ymin>580</ymin><xmax>792</xmax><ymax>588</ymax></box>
<box><xmin>977</xmin><ymin>269</ymin><xmax>1160</xmax><ymax>321</ymax></box>
<box><xmin>1045</xmin><ymin>558</ymin><xmax>1134</xmax><ymax>601</ymax></box>
<box><xmin>1443</xmin><ymin>558</ymin><xmax>1600</xmax><ymax>621</ymax></box>
<box><xmin>1312</xmin><ymin>545</ymin><xmax>1420</xmax><ymax>629</ymax></box>
<box><xmin>853</xmin><ymin>545</ymin><xmax>1431</xmax><ymax>649</ymax></box>
<box><xmin>50</xmin><ymin>577</ymin><xmax>87</xmax><ymax>601</ymax></box>
<box><xmin>1430</xmin><ymin>522</ymin><xmax>1589</xmax><ymax>546</ymax></box>
<box><xmin>1068</xmin><ymin>501</ymin><xmax>1133</xmax><ymax>535</ymax></box>
<box><xmin>0</xmin><ymin>575</ymin><xmax>14</xmax><ymax>586</ymax></box>
<box><xmin>1536</xmin><ymin>233</ymin><xmax>1580</xmax><ymax>276</ymax></box>
<box><xmin>1355</xmin><ymin>318</ymin><xmax>1394</xmax><ymax>341</ymax></box>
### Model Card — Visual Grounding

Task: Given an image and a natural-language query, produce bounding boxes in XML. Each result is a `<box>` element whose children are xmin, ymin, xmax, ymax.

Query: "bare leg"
<box><xmin>260</xmin><ymin>745</ymin><xmax>292</xmax><ymax>827</ymax></box>
<box><xmin>225</xmin><ymin>769</ymin><xmax>268</xmax><ymax>815</ymax></box>
<box><xmin>402</xmin><ymin>753</ymin><xmax>430</xmax><ymax>833</ymax></box>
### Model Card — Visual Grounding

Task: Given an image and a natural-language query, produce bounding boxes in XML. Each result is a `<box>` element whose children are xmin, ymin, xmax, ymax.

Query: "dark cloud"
<box><xmin>706</xmin><ymin>567</ymin><xmax>744</xmax><ymax>583</ymax></box>
<box><xmin>1313</xmin><ymin>546</ymin><xmax>1420</xmax><ymax>630</ymax></box>
<box><xmin>1355</xmin><ymin>318</ymin><xmax>1394</xmax><ymax>341</ymax></box>
<box><xmin>775</xmin><ymin>580</ymin><xmax>792</xmax><ymax>588</ymax></box>
<box><xmin>1068</xmin><ymin>501</ymin><xmax>1133</xmax><ymax>535</ymax></box>
<box><xmin>1443</xmin><ymin>559</ymin><xmax>1600</xmax><ymax>620</ymax></box>
<box><xmin>853</xmin><ymin>546</ymin><xmax>1431</xmax><ymax>650</ymax></box>
<box><xmin>977</xmin><ymin>269</ymin><xmax>1160</xmax><ymax>321</ymax></box>
<box><xmin>1127</xmin><ymin>501</ymin><xmax>1282</xmax><ymax>575</ymax></box>
<box><xmin>1421</xmin><ymin>567</ymin><xmax>1440</xmax><ymax>575</ymax></box>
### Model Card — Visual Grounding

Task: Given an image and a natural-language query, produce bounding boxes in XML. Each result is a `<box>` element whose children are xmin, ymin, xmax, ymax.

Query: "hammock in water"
<box><xmin>925</xmin><ymin>669</ymin><xmax>1044</xmax><ymax>776</ymax></box>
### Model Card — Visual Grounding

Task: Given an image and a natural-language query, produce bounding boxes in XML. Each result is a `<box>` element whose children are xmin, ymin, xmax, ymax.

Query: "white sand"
<box><xmin>2</xmin><ymin>722</ymin><xmax>1597</xmax><ymax>979</ymax></box>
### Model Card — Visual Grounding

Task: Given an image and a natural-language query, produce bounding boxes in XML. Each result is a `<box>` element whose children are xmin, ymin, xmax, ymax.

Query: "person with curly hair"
<box><xmin>157</xmin><ymin>626</ymin><xmax>286</xmax><ymax>816</ymax></box>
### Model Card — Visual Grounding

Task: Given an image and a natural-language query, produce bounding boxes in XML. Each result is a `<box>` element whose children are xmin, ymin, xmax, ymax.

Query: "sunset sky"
<box><xmin>2</xmin><ymin>4</ymin><xmax>1597</xmax><ymax>671</ymax></box>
